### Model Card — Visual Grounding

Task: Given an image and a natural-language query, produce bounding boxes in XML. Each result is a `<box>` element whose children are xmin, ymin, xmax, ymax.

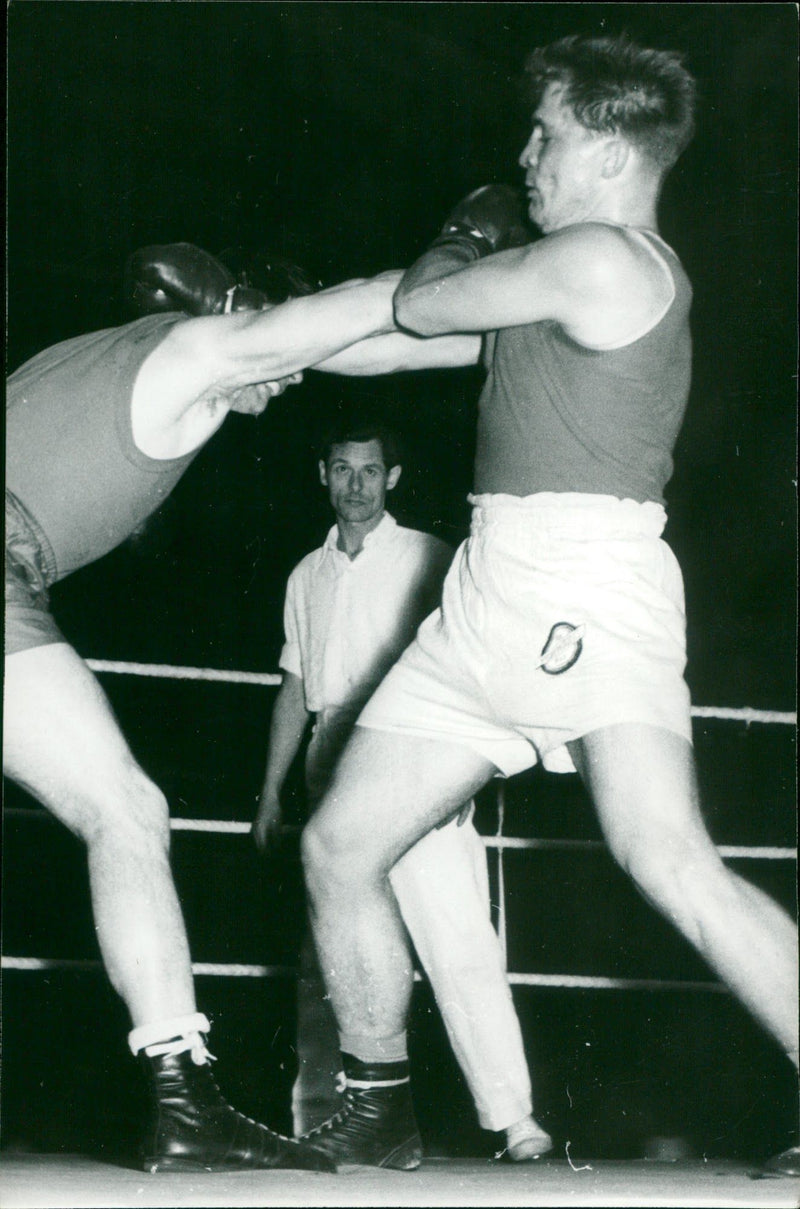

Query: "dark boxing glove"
<box><xmin>217</xmin><ymin>247</ymin><xmax>320</xmax><ymax>305</ymax></box>
<box><xmin>124</xmin><ymin>243</ymin><xmax>269</xmax><ymax>316</ymax></box>
<box><xmin>430</xmin><ymin>185</ymin><xmax>530</xmax><ymax>261</ymax></box>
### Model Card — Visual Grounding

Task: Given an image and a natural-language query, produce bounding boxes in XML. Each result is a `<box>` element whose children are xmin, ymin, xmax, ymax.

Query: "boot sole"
<box><xmin>335</xmin><ymin>1138</ymin><xmax>423</xmax><ymax>1172</ymax></box>
<box><xmin>144</xmin><ymin>1157</ymin><xmax>219</xmax><ymax>1173</ymax></box>
<box><xmin>381</xmin><ymin>1134</ymin><xmax>423</xmax><ymax>1170</ymax></box>
<box><xmin>143</xmin><ymin>1155</ymin><xmax>333</xmax><ymax>1174</ymax></box>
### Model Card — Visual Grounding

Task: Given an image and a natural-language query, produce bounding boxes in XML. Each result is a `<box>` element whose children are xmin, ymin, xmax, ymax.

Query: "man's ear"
<box><xmin>386</xmin><ymin>465</ymin><xmax>402</xmax><ymax>491</ymax></box>
<box><xmin>319</xmin><ymin>460</ymin><xmax>328</xmax><ymax>486</ymax></box>
<box><xmin>600</xmin><ymin>138</ymin><xmax>629</xmax><ymax>179</ymax></box>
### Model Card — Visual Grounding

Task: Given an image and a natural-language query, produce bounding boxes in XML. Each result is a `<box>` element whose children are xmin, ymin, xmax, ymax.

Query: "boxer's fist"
<box><xmin>431</xmin><ymin>185</ymin><xmax>530</xmax><ymax>260</ymax></box>
<box><xmin>124</xmin><ymin>243</ymin><xmax>269</xmax><ymax>316</ymax></box>
<box><xmin>228</xmin><ymin>372</ymin><xmax>304</xmax><ymax>416</ymax></box>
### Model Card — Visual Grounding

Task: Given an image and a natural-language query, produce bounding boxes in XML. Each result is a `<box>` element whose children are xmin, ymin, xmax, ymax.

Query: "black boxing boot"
<box><xmin>300</xmin><ymin>1053</ymin><xmax>422</xmax><ymax>1170</ymax></box>
<box><xmin>131</xmin><ymin>1013</ymin><xmax>334</xmax><ymax>1173</ymax></box>
<box><xmin>756</xmin><ymin>1144</ymin><xmax>800</xmax><ymax>1178</ymax></box>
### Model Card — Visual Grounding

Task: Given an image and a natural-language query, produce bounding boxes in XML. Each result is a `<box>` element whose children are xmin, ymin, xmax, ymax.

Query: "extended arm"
<box><xmin>165</xmin><ymin>271</ymin><xmax>403</xmax><ymax>393</ymax></box>
<box><xmin>188</xmin><ymin>271</ymin><xmax>482</xmax><ymax>379</ymax></box>
<box><xmin>126</xmin><ymin>244</ymin><xmax>481</xmax><ymax>379</ymax></box>
<box><xmin>133</xmin><ymin>266</ymin><xmax>487</xmax><ymax>457</ymax></box>
<box><xmin>312</xmin><ymin>330</ymin><xmax>481</xmax><ymax>375</ymax></box>
<box><xmin>252</xmin><ymin>671</ymin><xmax>310</xmax><ymax>854</ymax></box>
<box><xmin>131</xmin><ymin>272</ymin><xmax>410</xmax><ymax>456</ymax></box>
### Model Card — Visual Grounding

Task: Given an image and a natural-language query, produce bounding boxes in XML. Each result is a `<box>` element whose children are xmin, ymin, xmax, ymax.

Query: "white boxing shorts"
<box><xmin>358</xmin><ymin>492</ymin><xmax>693</xmax><ymax>776</ymax></box>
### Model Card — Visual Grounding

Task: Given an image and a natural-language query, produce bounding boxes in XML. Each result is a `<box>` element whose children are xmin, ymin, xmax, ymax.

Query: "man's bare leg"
<box><xmin>4</xmin><ymin>643</ymin><xmax>195</xmax><ymax>1024</ymax></box>
<box><xmin>300</xmin><ymin>725</ymin><xmax>496</xmax><ymax>1167</ymax></box>
<box><xmin>3</xmin><ymin>642</ymin><xmax>333</xmax><ymax>1172</ymax></box>
<box><xmin>303</xmin><ymin>725</ymin><xmax>497</xmax><ymax>1041</ymax></box>
<box><xmin>570</xmin><ymin>723</ymin><xmax>799</xmax><ymax>1062</ymax></box>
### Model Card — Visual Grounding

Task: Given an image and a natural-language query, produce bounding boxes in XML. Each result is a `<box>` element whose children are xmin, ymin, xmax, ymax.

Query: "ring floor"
<box><xmin>1</xmin><ymin>1154</ymin><xmax>798</xmax><ymax>1209</ymax></box>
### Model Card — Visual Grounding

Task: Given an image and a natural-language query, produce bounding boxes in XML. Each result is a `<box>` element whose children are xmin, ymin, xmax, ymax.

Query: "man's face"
<box><xmin>319</xmin><ymin>439</ymin><xmax>401</xmax><ymax>527</ymax></box>
<box><xmin>518</xmin><ymin>82</ymin><xmax>610</xmax><ymax>232</ymax></box>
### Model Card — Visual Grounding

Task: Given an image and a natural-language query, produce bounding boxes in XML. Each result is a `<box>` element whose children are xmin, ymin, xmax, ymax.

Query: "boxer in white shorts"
<box><xmin>298</xmin><ymin>34</ymin><xmax>799</xmax><ymax>1176</ymax></box>
<box><xmin>362</xmin><ymin>492</ymin><xmax>692</xmax><ymax>776</ymax></box>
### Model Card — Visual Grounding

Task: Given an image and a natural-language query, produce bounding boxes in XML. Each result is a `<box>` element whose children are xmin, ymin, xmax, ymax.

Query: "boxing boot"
<box><xmin>139</xmin><ymin>1050</ymin><xmax>335</xmax><ymax>1173</ymax></box>
<box><xmin>300</xmin><ymin>1054</ymin><xmax>423</xmax><ymax>1169</ymax></box>
<box><xmin>757</xmin><ymin>1144</ymin><xmax>800</xmax><ymax>1178</ymax></box>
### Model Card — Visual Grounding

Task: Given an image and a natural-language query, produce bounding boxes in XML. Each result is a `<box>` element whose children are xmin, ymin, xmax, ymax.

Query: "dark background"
<box><xmin>3</xmin><ymin>0</ymin><xmax>797</xmax><ymax>1167</ymax></box>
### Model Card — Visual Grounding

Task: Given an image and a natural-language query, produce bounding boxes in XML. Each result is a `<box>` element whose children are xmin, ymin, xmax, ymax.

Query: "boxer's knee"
<box><xmin>301</xmin><ymin>813</ymin><xmax>341</xmax><ymax>900</ymax></box>
<box><xmin>302</xmin><ymin>805</ymin><xmax>375</xmax><ymax>902</ymax></box>
<box><xmin>80</xmin><ymin>760</ymin><xmax>171</xmax><ymax>854</ymax></box>
<box><xmin>606</xmin><ymin>816</ymin><xmax>725</xmax><ymax>943</ymax></box>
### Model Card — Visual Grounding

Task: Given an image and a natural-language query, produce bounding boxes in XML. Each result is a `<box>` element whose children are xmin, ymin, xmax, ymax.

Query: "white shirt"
<box><xmin>280</xmin><ymin>513</ymin><xmax>453</xmax><ymax>714</ymax></box>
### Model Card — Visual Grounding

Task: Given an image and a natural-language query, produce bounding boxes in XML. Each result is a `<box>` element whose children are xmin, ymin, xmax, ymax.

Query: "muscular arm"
<box><xmin>160</xmin><ymin>272</ymin><xmax>400</xmax><ymax>394</ymax></box>
<box><xmin>395</xmin><ymin>223</ymin><xmax>673</xmax><ymax>349</ymax></box>
<box><xmin>132</xmin><ymin>272</ymin><xmax>480</xmax><ymax>457</ymax></box>
<box><xmin>313</xmin><ymin>331</ymin><xmax>481</xmax><ymax>375</ymax></box>
<box><xmin>253</xmin><ymin>671</ymin><xmax>310</xmax><ymax>853</ymax></box>
<box><xmin>132</xmin><ymin>273</ymin><xmax>398</xmax><ymax>453</ymax></box>
<box><xmin>214</xmin><ymin>266</ymin><xmax>481</xmax><ymax>375</ymax></box>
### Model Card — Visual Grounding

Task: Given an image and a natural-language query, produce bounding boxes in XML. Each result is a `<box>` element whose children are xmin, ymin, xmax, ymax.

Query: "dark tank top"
<box><xmin>474</xmin><ymin>229</ymin><xmax>693</xmax><ymax>505</ymax></box>
<box><xmin>6</xmin><ymin>313</ymin><xmax>197</xmax><ymax>580</ymax></box>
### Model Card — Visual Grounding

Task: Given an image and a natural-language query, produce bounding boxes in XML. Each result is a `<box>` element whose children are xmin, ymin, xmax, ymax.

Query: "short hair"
<box><xmin>522</xmin><ymin>34</ymin><xmax>697</xmax><ymax>171</ymax></box>
<box><xmin>319</xmin><ymin>422</ymin><xmax>403</xmax><ymax>470</ymax></box>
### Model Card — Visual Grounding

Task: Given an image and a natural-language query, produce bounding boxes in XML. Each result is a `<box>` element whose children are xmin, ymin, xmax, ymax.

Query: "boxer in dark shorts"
<box><xmin>4</xmin><ymin>244</ymin><xmax>477</xmax><ymax>1172</ymax></box>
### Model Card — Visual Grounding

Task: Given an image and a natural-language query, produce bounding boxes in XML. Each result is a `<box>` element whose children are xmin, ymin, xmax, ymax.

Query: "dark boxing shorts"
<box><xmin>5</xmin><ymin>491</ymin><xmax>64</xmax><ymax>655</ymax></box>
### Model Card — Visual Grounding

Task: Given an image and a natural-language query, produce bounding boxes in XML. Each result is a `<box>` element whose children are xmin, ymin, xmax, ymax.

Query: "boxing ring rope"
<box><xmin>81</xmin><ymin>660</ymin><xmax>799</xmax><ymax>727</ymax></box>
<box><xmin>5</xmin><ymin>808</ymin><xmax>793</xmax><ymax>861</ymax></box>
<box><xmin>3</xmin><ymin>659</ymin><xmax>796</xmax><ymax>995</ymax></box>
<box><xmin>0</xmin><ymin>954</ymin><xmax>734</xmax><ymax>993</ymax></box>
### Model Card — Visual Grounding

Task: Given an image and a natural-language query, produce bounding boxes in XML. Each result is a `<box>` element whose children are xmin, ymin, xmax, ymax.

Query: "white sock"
<box><xmin>338</xmin><ymin>1032</ymin><xmax>408</xmax><ymax>1064</ymax></box>
<box><xmin>128</xmin><ymin>1012</ymin><xmax>212</xmax><ymax>1065</ymax></box>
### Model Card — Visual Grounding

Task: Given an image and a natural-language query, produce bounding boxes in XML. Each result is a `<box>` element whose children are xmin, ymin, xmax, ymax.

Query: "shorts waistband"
<box><xmin>467</xmin><ymin>492</ymin><xmax>667</xmax><ymax>540</ymax></box>
<box><xmin>5</xmin><ymin>490</ymin><xmax>59</xmax><ymax>586</ymax></box>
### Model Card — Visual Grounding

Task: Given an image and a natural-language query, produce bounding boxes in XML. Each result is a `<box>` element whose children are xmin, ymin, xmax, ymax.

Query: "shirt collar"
<box><xmin>323</xmin><ymin>511</ymin><xmax>397</xmax><ymax>556</ymax></box>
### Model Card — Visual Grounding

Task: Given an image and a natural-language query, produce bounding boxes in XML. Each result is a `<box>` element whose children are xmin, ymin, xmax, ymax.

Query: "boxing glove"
<box><xmin>124</xmin><ymin>243</ymin><xmax>269</xmax><ymax>316</ymax></box>
<box><xmin>430</xmin><ymin>185</ymin><xmax>530</xmax><ymax>260</ymax></box>
<box><xmin>217</xmin><ymin>247</ymin><xmax>320</xmax><ymax>305</ymax></box>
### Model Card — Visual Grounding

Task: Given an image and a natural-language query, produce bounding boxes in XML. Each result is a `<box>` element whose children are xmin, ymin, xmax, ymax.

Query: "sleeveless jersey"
<box><xmin>473</xmin><ymin>229</ymin><xmax>693</xmax><ymax>505</ymax></box>
<box><xmin>6</xmin><ymin>313</ymin><xmax>197</xmax><ymax>581</ymax></box>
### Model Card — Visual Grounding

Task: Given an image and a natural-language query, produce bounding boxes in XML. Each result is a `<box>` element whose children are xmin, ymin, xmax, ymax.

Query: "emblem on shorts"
<box><xmin>539</xmin><ymin>621</ymin><xmax>585</xmax><ymax>675</ymax></box>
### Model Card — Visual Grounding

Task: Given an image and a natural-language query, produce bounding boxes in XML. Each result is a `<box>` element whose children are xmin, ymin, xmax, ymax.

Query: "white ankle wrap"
<box><xmin>128</xmin><ymin>1012</ymin><xmax>212</xmax><ymax>1064</ymax></box>
<box><xmin>345</xmin><ymin>1076</ymin><xmax>410</xmax><ymax>1089</ymax></box>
